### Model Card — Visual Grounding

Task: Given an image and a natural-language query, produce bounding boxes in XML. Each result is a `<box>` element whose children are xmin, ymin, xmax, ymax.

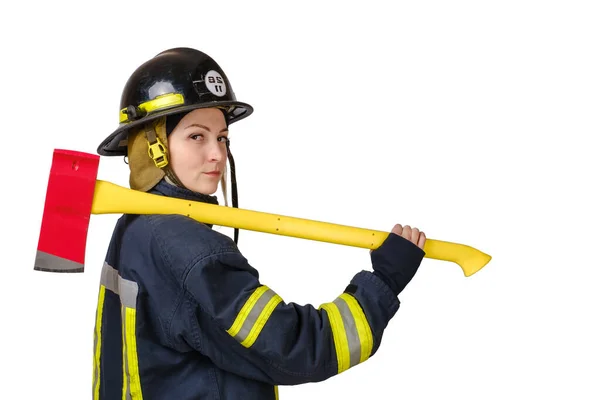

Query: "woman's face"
<box><xmin>167</xmin><ymin>108</ymin><xmax>228</xmax><ymax>195</ymax></box>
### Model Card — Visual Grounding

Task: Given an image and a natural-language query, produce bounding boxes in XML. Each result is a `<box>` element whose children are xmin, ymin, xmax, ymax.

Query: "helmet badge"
<box><xmin>194</xmin><ymin>70</ymin><xmax>227</xmax><ymax>98</ymax></box>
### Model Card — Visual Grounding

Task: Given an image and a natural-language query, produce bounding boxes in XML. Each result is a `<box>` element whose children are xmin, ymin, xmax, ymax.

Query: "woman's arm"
<box><xmin>151</xmin><ymin>215</ymin><xmax>424</xmax><ymax>386</ymax></box>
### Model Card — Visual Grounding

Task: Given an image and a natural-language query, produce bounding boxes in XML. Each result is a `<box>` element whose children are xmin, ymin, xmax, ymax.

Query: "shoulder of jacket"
<box><xmin>142</xmin><ymin>214</ymin><xmax>229</xmax><ymax>239</ymax></box>
<box><xmin>137</xmin><ymin>214</ymin><xmax>240</xmax><ymax>276</ymax></box>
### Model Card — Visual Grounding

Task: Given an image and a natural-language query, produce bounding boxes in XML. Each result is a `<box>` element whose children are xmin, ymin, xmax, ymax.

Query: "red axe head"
<box><xmin>34</xmin><ymin>149</ymin><xmax>100</xmax><ymax>272</ymax></box>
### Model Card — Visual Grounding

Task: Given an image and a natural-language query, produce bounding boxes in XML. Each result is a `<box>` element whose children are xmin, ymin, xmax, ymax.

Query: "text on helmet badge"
<box><xmin>201</xmin><ymin>70</ymin><xmax>227</xmax><ymax>97</ymax></box>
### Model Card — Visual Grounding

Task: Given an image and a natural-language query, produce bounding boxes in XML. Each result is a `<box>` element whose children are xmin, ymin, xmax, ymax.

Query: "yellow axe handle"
<box><xmin>91</xmin><ymin>180</ymin><xmax>491</xmax><ymax>277</ymax></box>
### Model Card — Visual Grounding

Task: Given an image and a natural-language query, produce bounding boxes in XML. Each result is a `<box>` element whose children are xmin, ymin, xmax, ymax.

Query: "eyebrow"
<box><xmin>184</xmin><ymin>123</ymin><xmax>228</xmax><ymax>133</ymax></box>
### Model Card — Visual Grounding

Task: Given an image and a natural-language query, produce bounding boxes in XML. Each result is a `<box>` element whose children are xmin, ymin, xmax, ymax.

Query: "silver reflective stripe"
<box><xmin>100</xmin><ymin>262</ymin><xmax>139</xmax><ymax>307</ymax></box>
<box><xmin>92</xmin><ymin>349</ymin><xmax>97</xmax><ymax>396</ymax></box>
<box><xmin>333</xmin><ymin>297</ymin><xmax>362</xmax><ymax>368</ymax></box>
<box><xmin>233</xmin><ymin>289</ymin><xmax>277</xmax><ymax>343</ymax></box>
<box><xmin>101</xmin><ymin>262</ymin><xmax>119</xmax><ymax>293</ymax></box>
<box><xmin>34</xmin><ymin>250</ymin><xmax>84</xmax><ymax>272</ymax></box>
<box><xmin>92</xmin><ymin>311</ymin><xmax>99</xmax><ymax>397</ymax></box>
<box><xmin>119</xmin><ymin>279</ymin><xmax>139</xmax><ymax>309</ymax></box>
<box><xmin>100</xmin><ymin>262</ymin><xmax>138</xmax><ymax>400</ymax></box>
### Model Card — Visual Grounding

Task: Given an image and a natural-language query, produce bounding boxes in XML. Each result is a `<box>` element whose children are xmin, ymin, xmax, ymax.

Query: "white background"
<box><xmin>2</xmin><ymin>0</ymin><xmax>599</xmax><ymax>399</ymax></box>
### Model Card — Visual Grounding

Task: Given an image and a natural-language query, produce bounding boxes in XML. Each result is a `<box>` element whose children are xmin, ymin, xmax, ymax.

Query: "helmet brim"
<box><xmin>97</xmin><ymin>101</ymin><xmax>253</xmax><ymax>156</ymax></box>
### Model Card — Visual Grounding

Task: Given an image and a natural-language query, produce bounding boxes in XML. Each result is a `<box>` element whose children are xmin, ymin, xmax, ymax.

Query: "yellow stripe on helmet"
<box><xmin>119</xmin><ymin>93</ymin><xmax>185</xmax><ymax>123</ymax></box>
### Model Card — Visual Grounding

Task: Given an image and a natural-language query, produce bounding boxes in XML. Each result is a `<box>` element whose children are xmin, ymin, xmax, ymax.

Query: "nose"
<box><xmin>208</xmin><ymin>139</ymin><xmax>225</xmax><ymax>162</ymax></box>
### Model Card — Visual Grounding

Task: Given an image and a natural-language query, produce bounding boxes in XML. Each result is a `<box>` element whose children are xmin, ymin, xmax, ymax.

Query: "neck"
<box><xmin>150</xmin><ymin>178</ymin><xmax>219</xmax><ymax>207</ymax></box>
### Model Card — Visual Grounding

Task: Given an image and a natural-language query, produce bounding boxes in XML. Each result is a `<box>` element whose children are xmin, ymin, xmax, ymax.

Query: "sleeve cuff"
<box><xmin>349</xmin><ymin>270</ymin><xmax>400</xmax><ymax>318</ymax></box>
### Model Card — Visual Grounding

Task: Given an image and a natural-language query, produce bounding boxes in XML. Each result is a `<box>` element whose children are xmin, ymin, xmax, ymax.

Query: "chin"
<box><xmin>191</xmin><ymin>183</ymin><xmax>218</xmax><ymax>195</ymax></box>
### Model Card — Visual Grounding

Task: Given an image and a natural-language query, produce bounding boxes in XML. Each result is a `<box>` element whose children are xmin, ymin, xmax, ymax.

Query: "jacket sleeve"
<box><xmin>154</xmin><ymin>217</ymin><xmax>402</xmax><ymax>385</ymax></box>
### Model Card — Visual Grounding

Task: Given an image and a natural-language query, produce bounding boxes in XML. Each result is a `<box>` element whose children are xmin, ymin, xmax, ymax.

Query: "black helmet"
<box><xmin>97</xmin><ymin>47</ymin><xmax>253</xmax><ymax>156</ymax></box>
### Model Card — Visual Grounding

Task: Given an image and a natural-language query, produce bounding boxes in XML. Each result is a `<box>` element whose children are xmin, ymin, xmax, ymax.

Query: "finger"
<box><xmin>411</xmin><ymin>227</ymin><xmax>420</xmax><ymax>245</ymax></box>
<box><xmin>418</xmin><ymin>232</ymin><xmax>426</xmax><ymax>249</ymax></box>
<box><xmin>392</xmin><ymin>224</ymin><xmax>403</xmax><ymax>236</ymax></box>
<box><xmin>401</xmin><ymin>225</ymin><xmax>412</xmax><ymax>241</ymax></box>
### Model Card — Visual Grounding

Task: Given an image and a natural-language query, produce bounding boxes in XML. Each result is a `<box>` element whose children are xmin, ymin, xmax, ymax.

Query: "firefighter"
<box><xmin>93</xmin><ymin>47</ymin><xmax>426</xmax><ymax>399</ymax></box>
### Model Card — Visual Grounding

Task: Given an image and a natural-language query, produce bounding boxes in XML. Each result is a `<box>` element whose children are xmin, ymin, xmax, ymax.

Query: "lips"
<box><xmin>204</xmin><ymin>171</ymin><xmax>220</xmax><ymax>176</ymax></box>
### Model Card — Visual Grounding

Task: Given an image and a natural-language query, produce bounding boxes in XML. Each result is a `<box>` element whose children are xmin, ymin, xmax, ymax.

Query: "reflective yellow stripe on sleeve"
<box><xmin>227</xmin><ymin>285</ymin><xmax>283</xmax><ymax>348</ymax></box>
<box><xmin>319</xmin><ymin>302</ymin><xmax>350</xmax><ymax>372</ymax></box>
<box><xmin>319</xmin><ymin>293</ymin><xmax>374</xmax><ymax>373</ymax></box>
<box><xmin>339</xmin><ymin>293</ymin><xmax>373</xmax><ymax>363</ymax></box>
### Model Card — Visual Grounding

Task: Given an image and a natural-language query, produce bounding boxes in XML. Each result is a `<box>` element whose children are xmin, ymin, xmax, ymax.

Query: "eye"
<box><xmin>190</xmin><ymin>133</ymin><xmax>204</xmax><ymax>140</ymax></box>
<box><xmin>217</xmin><ymin>136</ymin><xmax>229</xmax><ymax>143</ymax></box>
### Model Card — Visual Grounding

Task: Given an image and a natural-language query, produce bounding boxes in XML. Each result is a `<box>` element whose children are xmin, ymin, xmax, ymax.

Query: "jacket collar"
<box><xmin>149</xmin><ymin>178</ymin><xmax>219</xmax><ymax>206</ymax></box>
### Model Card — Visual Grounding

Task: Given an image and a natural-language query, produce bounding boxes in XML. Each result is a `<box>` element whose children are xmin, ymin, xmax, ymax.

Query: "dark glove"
<box><xmin>371</xmin><ymin>232</ymin><xmax>426</xmax><ymax>296</ymax></box>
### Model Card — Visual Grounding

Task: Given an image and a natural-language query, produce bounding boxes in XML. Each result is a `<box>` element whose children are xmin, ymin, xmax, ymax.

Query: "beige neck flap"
<box><xmin>127</xmin><ymin>117</ymin><xmax>168</xmax><ymax>192</ymax></box>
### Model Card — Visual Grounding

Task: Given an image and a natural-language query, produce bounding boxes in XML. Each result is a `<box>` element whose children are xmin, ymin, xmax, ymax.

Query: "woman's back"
<box><xmin>93</xmin><ymin>180</ymin><xmax>282</xmax><ymax>399</ymax></box>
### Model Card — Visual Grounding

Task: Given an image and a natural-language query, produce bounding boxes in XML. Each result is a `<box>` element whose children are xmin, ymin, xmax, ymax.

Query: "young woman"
<box><xmin>92</xmin><ymin>47</ymin><xmax>426</xmax><ymax>400</ymax></box>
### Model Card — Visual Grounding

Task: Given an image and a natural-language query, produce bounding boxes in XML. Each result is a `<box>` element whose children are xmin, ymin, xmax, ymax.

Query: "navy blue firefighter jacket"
<box><xmin>92</xmin><ymin>179</ymin><xmax>409</xmax><ymax>399</ymax></box>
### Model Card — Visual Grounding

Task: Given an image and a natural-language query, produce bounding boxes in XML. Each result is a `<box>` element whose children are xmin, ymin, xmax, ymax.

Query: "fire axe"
<box><xmin>33</xmin><ymin>149</ymin><xmax>492</xmax><ymax>276</ymax></box>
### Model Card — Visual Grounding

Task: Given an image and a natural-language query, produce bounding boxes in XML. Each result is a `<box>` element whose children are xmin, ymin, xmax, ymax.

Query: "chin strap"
<box><xmin>226</xmin><ymin>138</ymin><xmax>239</xmax><ymax>245</ymax></box>
<box><xmin>144</xmin><ymin>122</ymin><xmax>186</xmax><ymax>188</ymax></box>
